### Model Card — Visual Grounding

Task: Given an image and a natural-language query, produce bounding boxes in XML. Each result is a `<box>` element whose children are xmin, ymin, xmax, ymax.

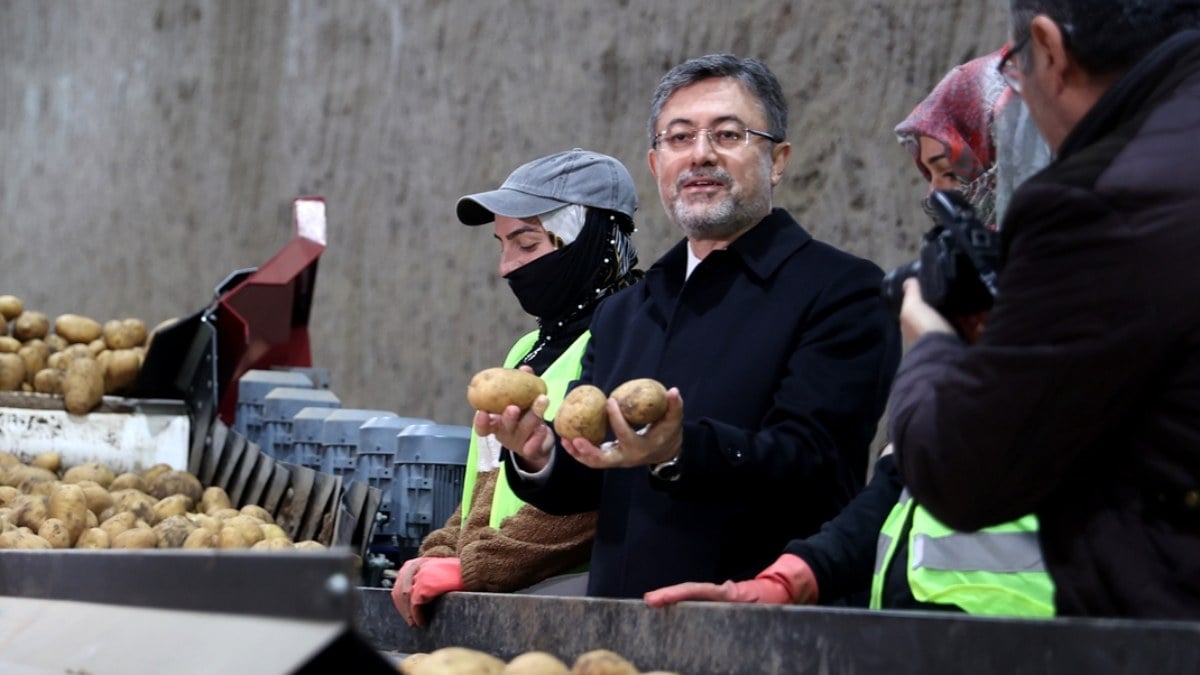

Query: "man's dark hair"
<box><xmin>647</xmin><ymin>54</ymin><xmax>788</xmax><ymax>147</ymax></box>
<box><xmin>1010</xmin><ymin>0</ymin><xmax>1200</xmax><ymax>76</ymax></box>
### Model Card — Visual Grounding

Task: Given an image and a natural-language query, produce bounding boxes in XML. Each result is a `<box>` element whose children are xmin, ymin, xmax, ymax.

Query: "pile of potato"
<box><xmin>399</xmin><ymin>647</ymin><xmax>678</xmax><ymax>675</ymax></box>
<box><xmin>0</xmin><ymin>293</ymin><xmax>170</xmax><ymax>414</ymax></box>
<box><xmin>0</xmin><ymin>451</ymin><xmax>326</xmax><ymax>551</ymax></box>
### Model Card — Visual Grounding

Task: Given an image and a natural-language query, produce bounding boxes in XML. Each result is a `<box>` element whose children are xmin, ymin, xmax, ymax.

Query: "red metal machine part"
<box><xmin>215</xmin><ymin>197</ymin><xmax>326</xmax><ymax>425</ymax></box>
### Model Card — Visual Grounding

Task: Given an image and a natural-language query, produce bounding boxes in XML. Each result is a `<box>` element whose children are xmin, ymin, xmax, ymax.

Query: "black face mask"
<box><xmin>505</xmin><ymin>244</ymin><xmax>591</xmax><ymax>320</ymax></box>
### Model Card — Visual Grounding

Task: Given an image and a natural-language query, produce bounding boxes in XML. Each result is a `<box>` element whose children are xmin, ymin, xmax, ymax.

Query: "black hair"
<box><xmin>1010</xmin><ymin>0</ymin><xmax>1200</xmax><ymax>76</ymax></box>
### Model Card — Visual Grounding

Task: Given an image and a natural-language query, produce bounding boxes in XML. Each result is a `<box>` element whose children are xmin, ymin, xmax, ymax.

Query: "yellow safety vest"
<box><xmin>870</xmin><ymin>489</ymin><xmax>1055</xmax><ymax>617</ymax></box>
<box><xmin>459</xmin><ymin>330</ymin><xmax>590</xmax><ymax>529</ymax></box>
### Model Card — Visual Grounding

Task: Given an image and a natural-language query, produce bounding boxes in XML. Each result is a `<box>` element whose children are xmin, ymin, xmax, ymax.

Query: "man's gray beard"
<box><xmin>670</xmin><ymin>188</ymin><xmax>770</xmax><ymax>240</ymax></box>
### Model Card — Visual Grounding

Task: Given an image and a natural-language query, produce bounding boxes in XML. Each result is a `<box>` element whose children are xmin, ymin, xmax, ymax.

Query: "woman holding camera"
<box><xmin>644</xmin><ymin>47</ymin><xmax>1053</xmax><ymax>617</ymax></box>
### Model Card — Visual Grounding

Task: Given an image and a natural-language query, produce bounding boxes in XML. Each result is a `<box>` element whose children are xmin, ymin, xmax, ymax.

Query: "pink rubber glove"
<box><xmin>396</xmin><ymin>557</ymin><xmax>465</xmax><ymax>627</ymax></box>
<box><xmin>643</xmin><ymin>554</ymin><xmax>819</xmax><ymax>607</ymax></box>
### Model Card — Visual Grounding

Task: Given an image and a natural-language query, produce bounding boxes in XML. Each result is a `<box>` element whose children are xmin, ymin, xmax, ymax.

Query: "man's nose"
<box><xmin>690</xmin><ymin>130</ymin><xmax>719</xmax><ymax>163</ymax></box>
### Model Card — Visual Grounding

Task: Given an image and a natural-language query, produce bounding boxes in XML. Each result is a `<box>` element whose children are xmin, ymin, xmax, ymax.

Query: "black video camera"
<box><xmin>881</xmin><ymin>189</ymin><xmax>1001</xmax><ymax>319</ymax></box>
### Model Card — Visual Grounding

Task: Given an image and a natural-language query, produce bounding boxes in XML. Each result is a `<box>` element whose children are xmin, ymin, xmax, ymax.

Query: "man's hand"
<box><xmin>563</xmin><ymin>388</ymin><xmax>684</xmax><ymax>469</ymax></box>
<box><xmin>899</xmin><ymin>278</ymin><xmax>954</xmax><ymax>345</ymax></box>
<box><xmin>644</xmin><ymin>554</ymin><xmax>818</xmax><ymax>607</ymax></box>
<box><xmin>473</xmin><ymin>394</ymin><xmax>554</xmax><ymax>472</ymax></box>
<box><xmin>390</xmin><ymin>557</ymin><xmax>465</xmax><ymax>627</ymax></box>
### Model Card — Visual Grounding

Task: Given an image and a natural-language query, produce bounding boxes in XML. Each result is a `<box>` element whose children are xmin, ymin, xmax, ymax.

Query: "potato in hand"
<box><xmin>610</xmin><ymin>378</ymin><xmax>669</xmax><ymax>427</ymax></box>
<box><xmin>467</xmin><ymin>367</ymin><xmax>547</xmax><ymax>414</ymax></box>
<box><xmin>553</xmin><ymin>385</ymin><xmax>609</xmax><ymax>445</ymax></box>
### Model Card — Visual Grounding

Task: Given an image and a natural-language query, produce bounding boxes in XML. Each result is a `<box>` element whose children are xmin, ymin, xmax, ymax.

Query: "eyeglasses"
<box><xmin>653</xmin><ymin>124</ymin><xmax>783</xmax><ymax>152</ymax></box>
<box><xmin>997</xmin><ymin>34</ymin><xmax>1032</xmax><ymax>94</ymax></box>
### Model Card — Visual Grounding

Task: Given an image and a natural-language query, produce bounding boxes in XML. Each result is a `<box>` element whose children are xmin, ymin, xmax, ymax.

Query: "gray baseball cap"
<box><xmin>456</xmin><ymin>149</ymin><xmax>638</xmax><ymax>225</ymax></box>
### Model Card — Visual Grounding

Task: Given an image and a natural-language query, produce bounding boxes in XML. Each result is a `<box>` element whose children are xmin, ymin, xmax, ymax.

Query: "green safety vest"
<box><xmin>459</xmin><ymin>330</ymin><xmax>591</xmax><ymax>529</ymax></box>
<box><xmin>870</xmin><ymin>489</ymin><xmax>1055</xmax><ymax>617</ymax></box>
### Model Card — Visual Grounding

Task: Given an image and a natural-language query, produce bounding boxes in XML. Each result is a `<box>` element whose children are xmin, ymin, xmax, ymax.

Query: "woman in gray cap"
<box><xmin>392</xmin><ymin>149</ymin><xmax>642</xmax><ymax>627</ymax></box>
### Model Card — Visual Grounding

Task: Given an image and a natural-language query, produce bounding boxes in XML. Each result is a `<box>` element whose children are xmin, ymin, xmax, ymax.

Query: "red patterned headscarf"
<box><xmin>895</xmin><ymin>47</ymin><xmax>1012</xmax><ymax>226</ymax></box>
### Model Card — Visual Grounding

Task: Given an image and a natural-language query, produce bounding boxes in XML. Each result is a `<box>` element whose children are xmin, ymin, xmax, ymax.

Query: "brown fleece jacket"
<box><xmin>418</xmin><ymin>468</ymin><xmax>597</xmax><ymax>592</ymax></box>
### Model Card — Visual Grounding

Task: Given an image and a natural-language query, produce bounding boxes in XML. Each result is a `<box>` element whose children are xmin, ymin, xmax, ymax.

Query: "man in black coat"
<box><xmin>478</xmin><ymin>54</ymin><xmax>900</xmax><ymax>598</ymax></box>
<box><xmin>891</xmin><ymin>0</ymin><xmax>1200</xmax><ymax>618</ymax></box>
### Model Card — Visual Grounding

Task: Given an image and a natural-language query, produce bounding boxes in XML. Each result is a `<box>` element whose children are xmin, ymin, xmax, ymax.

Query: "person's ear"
<box><xmin>769</xmin><ymin>141</ymin><xmax>792</xmax><ymax>187</ymax></box>
<box><xmin>647</xmin><ymin>148</ymin><xmax>660</xmax><ymax>181</ymax></box>
<box><xmin>1029</xmin><ymin>15</ymin><xmax>1069</xmax><ymax>97</ymax></box>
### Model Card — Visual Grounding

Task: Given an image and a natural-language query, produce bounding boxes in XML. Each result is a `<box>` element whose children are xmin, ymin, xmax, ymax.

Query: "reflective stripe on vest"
<box><xmin>459</xmin><ymin>329</ymin><xmax>591</xmax><ymax>529</ymax></box>
<box><xmin>870</xmin><ymin>489</ymin><xmax>1054</xmax><ymax>617</ymax></box>
<box><xmin>910</xmin><ymin>531</ymin><xmax>1045</xmax><ymax>574</ymax></box>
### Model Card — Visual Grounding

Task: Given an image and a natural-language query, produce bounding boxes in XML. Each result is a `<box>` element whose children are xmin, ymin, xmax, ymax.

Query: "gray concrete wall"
<box><xmin>0</xmin><ymin>0</ymin><xmax>1007</xmax><ymax>425</ymax></box>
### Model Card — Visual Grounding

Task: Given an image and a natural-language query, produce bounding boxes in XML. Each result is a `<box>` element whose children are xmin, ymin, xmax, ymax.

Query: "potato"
<box><xmin>13</xmin><ymin>465</ymin><xmax>58</xmax><ymax>489</ymax></box>
<box><xmin>152</xmin><ymin>494</ymin><xmax>193</xmax><ymax>522</ymax></box>
<box><xmin>0</xmin><ymin>295</ymin><xmax>23</xmax><ymax>322</ymax></box>
<box><xmin>0</xmin><ymin>485</ymin><xmax>20</xmax><ymax>507</ymax></box>
<box><xmin>412</xmin><ymin>647</ymin><xmax>505</xmax><ymax>675</ymax></box>
<box><xmin>224</xmin><ymin>515</ymin><xmax>265</xmax><ymax>546</ymax></box>
<box><xmin>75</xmin><ymin>527</ymin><xmax>111</xmax><ymax>549</ymax></box>
<box><xmin>0</xmin><ymin>353</ymin><xmax>26</xmax><ymax>390</ymax></box>
<box><xmin>146</xmin><ymin>470</ymin><xmax>202</xmax><ymax>502</ymax></box>
<box><xmin>570</xmin><ymin>650</ymin><xmax>638</xmax><ymax>675</ymax></box>
<box><xmin>44</xmin><ymin>333</ymin><xmax>68</xmax><ymax>353</ymax></box>
<box><xmin>47</xmin><ymin>343</ymin><xmax>92</xmax><ymax>370</ymax></box>
<box><xmin>85</xmin><ymin>509</ymin><xmax>98</xmax><ymax>529</ymax></box>
<box><xmin>182</xmin><ymin>528</ymin><xmax>217</xmax><ymax>548</ymax></box>
<box><xmin>76</xmin><ymin>481</ymin><xmax>114</xmax><ymax>516</ymax></box>
<box><xmin>23</xmin><ymin>478</ymin><xmax>60</xmax><ymax>497</ymax></box>
<box><xmin>504</xmin><ymin>651</ymin><xmax>570</xmax><ymax>675</ymax></box>
<box><xmin>32</xmin><ymin>368</ymin><xmax>66</xmax><ymax>395</ymax></box>
<box><xmin>103</xmin><ymin>348</ymin><xmax>140</xmax><ymax>393</ymax></box>
<box><xmin>189</xmin><ymin>513</ymin><xmax>222</xmax><ymax>534</ymax></box>
<box><xmin>89</xmin><ymin>339</ymin><xmax>108</xmax><ymax>357</ymax></box>
<box><xmin>141</xmin><ymin>463</ymin><xmax>173</xmax><ymax>483</ymax></box>
<box><xmin>63</xmin><ymin>461</ymin><xmax>116</xmax><ymax>488</ymax></box>
<box><xmin>293</xmin><ymin>540</ymin><xmax>326</xmax><ymax>551</ymax></box>
<box><xmin>54</xmin><ymin>314</ymin><xmax>103</xmax><ymax>344</ymax></box>
<box><xmin>553</xmin><ymin>385</ymin><xmax>609</xmax><ymax>445</ymax></box>
<box><xmin>0</xmin><ymin>336</ymin><xmax>19</xmax><ymax>354</ymax></box>
<box><xmin>260</xmin><ymin>523</ymin><xmax>289</xmax><ymax>541</ymax></box>
<box><xmin>110</xmin><ymin>489</ymin><xmax>157</xmax><ymax>524</ymax></box>
<box><xmin>154</xmin><ymin>514</ymin><xmax>198</xmax><ymax>548</ymax></box>
<box><xmin>63</xmin><ymin>357</ymin><xmax>104</xmax><ymax>414</ymax></box>
<box><xmin>38</xmin><ymin>518</ymin><xmax>72</xmax><ymax>548</ymax></box>
<box><xmin>104</xmin><ymin>318</ymin><xmax>148</xmax><ymax>350</ymax></box>
<box><xmin>99</xmin><ymin>511</ymin><xmax>138</xmax><ymax>540</ymax></box>
<box><xmin>30</xmin><ymin>451</ymin><xmax>62</xmax><ymax>474</ymax></box>
<box><xmin>13</xmin><ymin>495</ymin><xmax>49</xmax><ymax>531</ymax></box>
<box><xmin>399</xmin><ymin>653</ymin><xmax>430</xmax><ymax>675</ymax></box>
<box><xmin>217</xmin><ymin>526</ymin><xmax>251</xmax><ymax>549</ymax></box>
<box><xmin>209</xmin><ymin>507</ymin><xmax>240</xmax><ymax>521</ymax></box>
<box><xmin>250</xmin><ymin>537</ymin><xmax>293</xmax><ymax>551</ymax></box>
<box><xmin>47</xmin><ymin>483</ymin><xmax>88</xmax><ymax>543</ymax></box>
<box><xmin>112</xmin><ymin>527</ymin><xmax>159</xmax><ymax>549</ymax></box>
<box><xmin>0</xmin><ymin>452</ymin><xmax>18</xmax><ymax>468</ymax></box>
<box><xmin>16</xmin><ymin>345</ymin><xmax>45</xmax><ymax>385</ymax></box>
<box><xmin>467</xmin><ymin>367</ymin><xmax>548</xmax><ymax>414</ymax></box>
<box><xmin>12</xmin><ymin>311</ymin><xmax>49</xmax><ymax>341</ymax></box>
<box><xmin>610</xmin><ymin>378</ymin><xmax>669</xmax><ymax>427</ymax></box>
<box><xmin>240</xmin><ymin>504</ymin><xmax>273</xmax><ymax>524</ymax></box>
<box><xmin>0</xmin><ymin>528</ymin><xmax>52</xmax><ymax>549</ymax></box>
<box><xmin>200</xmin><ymin>486</ymin><xmax>232</xmax><ymax>514</ymax></box>
<box><xmin>108</xmin><ymin>472</ymin><xmax>146</xmax><ymax>493</ymax></box>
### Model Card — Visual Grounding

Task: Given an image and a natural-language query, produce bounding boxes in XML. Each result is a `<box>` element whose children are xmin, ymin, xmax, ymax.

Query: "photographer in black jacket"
<box><xmin>892</xmin><ymin>0</ymin><xmax>1200</xmax><ymax>619</ymax></box>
